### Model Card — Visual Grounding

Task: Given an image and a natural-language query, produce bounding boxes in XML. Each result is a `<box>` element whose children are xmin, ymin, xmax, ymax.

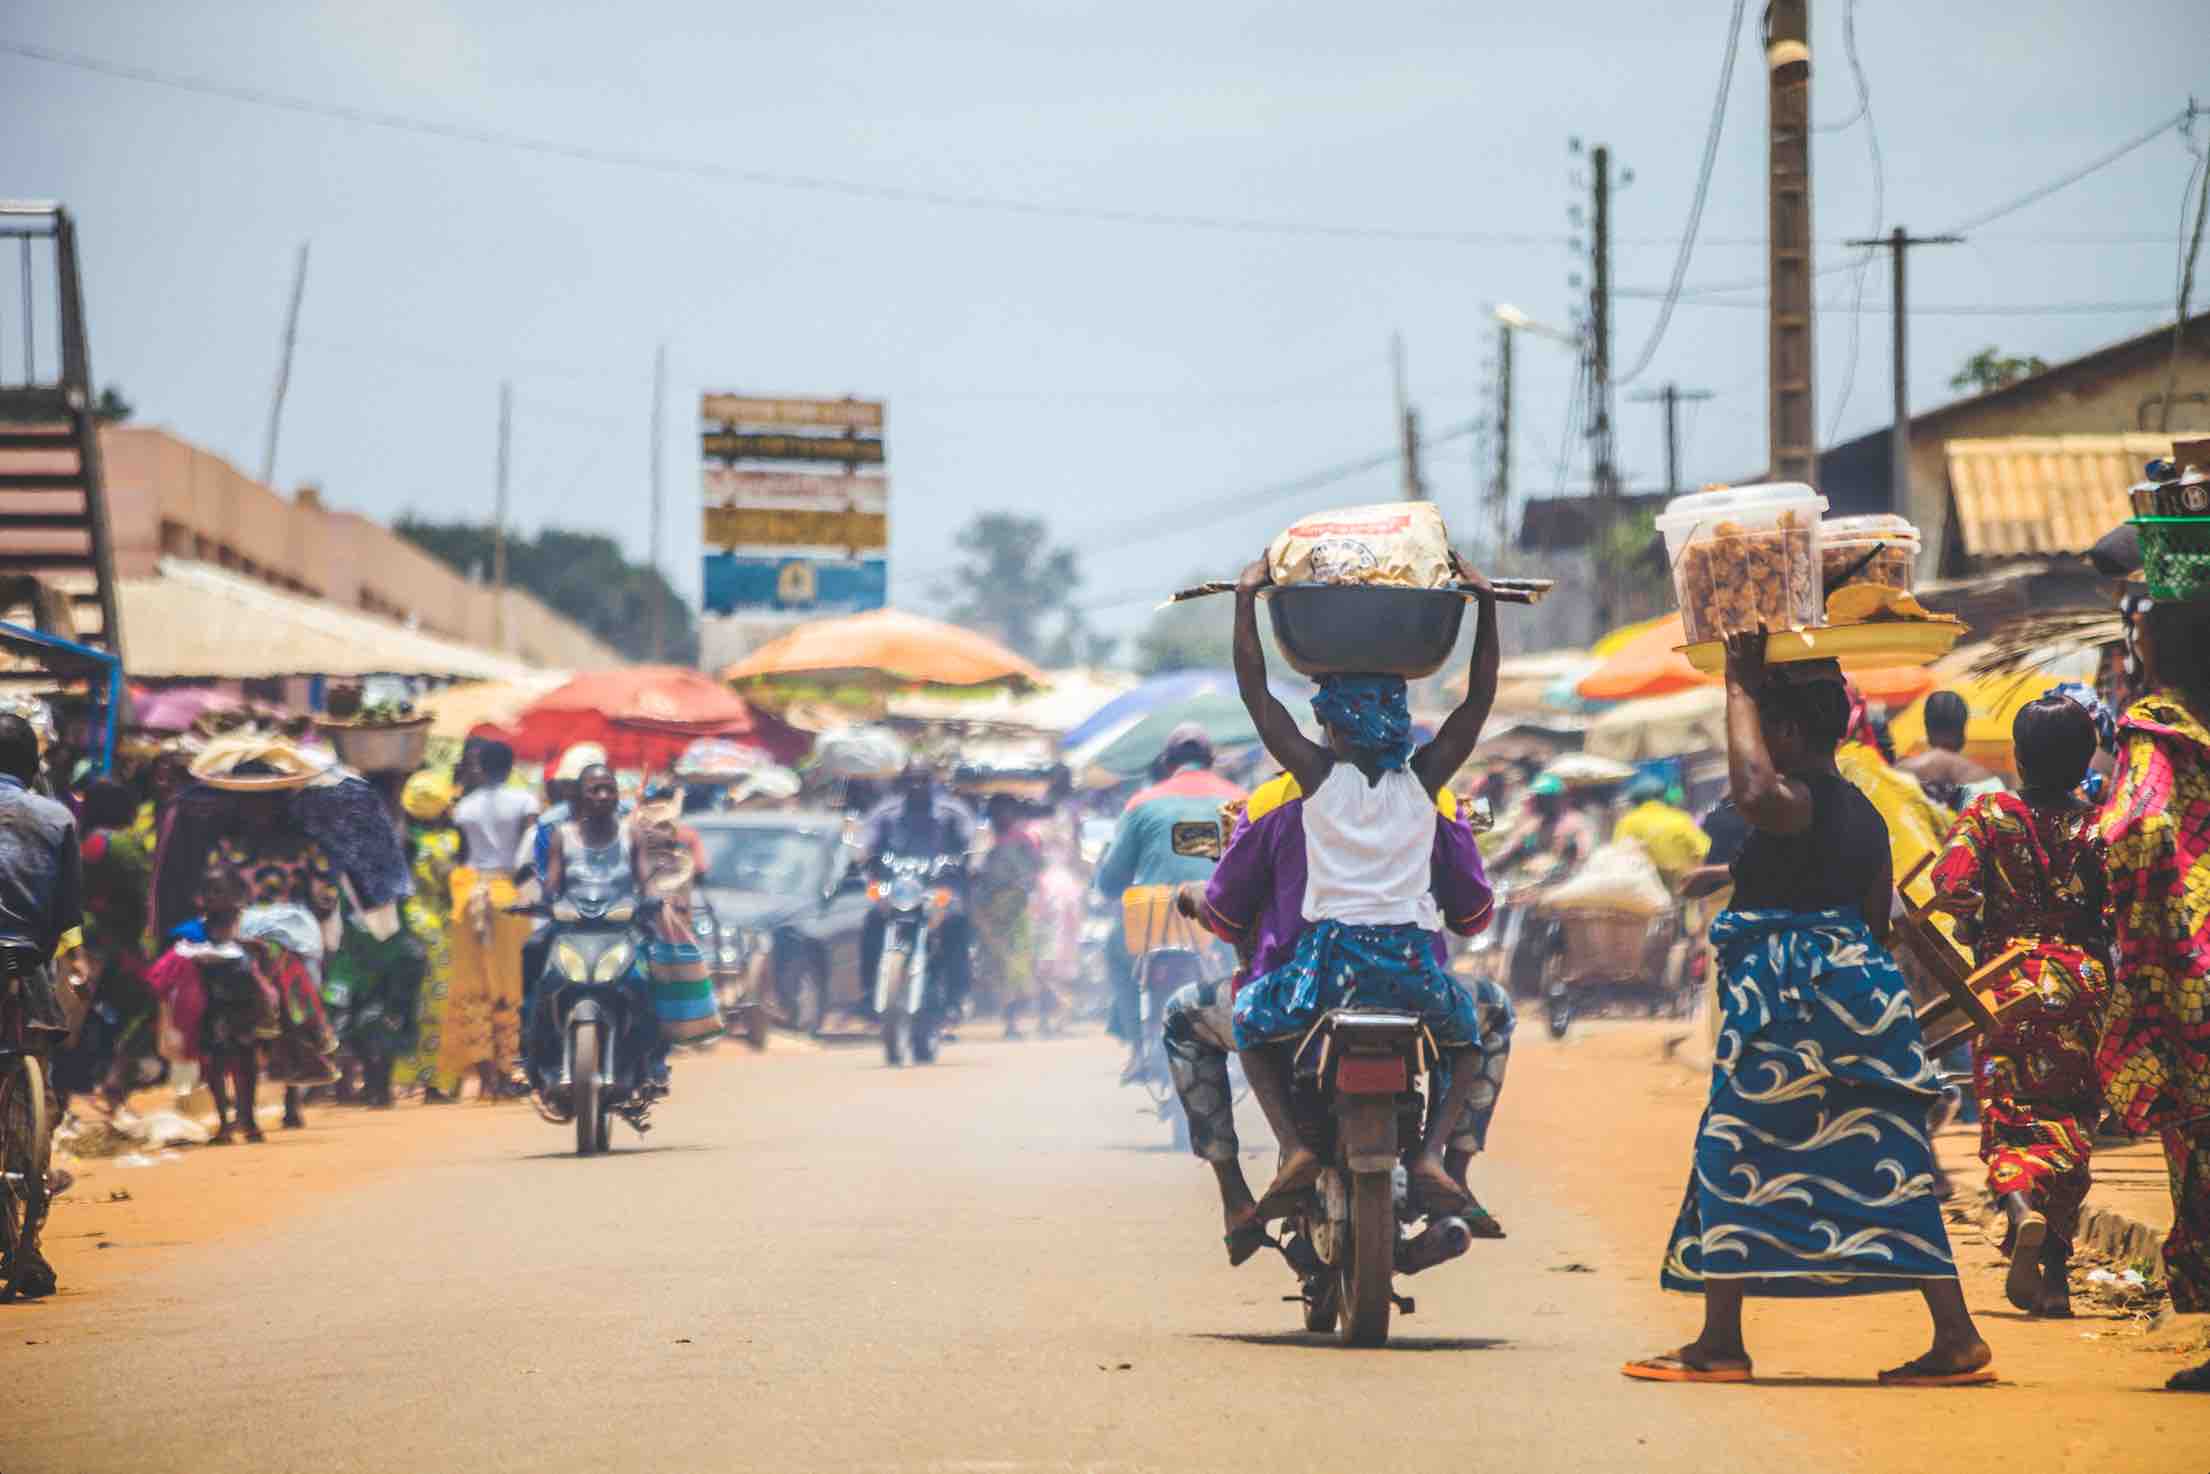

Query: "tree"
<box><xmin>92</xmin><ymin>385</ymin><xmax>133</xmax><ymax>422</ymax></box>
<box><xmin>397</xmin><ymin>518</ymin><xmax>697</xmax><ymax>664</ymax></box>
<box><xmin>1949</xmin><ymin>347</ymin><xmax>2049</xmax><ymax>396</ymax></box>
<box><xmin>937</xmin><ymin>512</ymin><xmax>1103</xmax><ymax>666</ymax></box>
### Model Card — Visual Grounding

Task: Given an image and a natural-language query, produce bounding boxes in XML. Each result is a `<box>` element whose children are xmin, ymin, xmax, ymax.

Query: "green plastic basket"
<box><xmin>2135</xmin><ymin>516</ymin><xmax>2210</xmax><ymax>601</ymax></box>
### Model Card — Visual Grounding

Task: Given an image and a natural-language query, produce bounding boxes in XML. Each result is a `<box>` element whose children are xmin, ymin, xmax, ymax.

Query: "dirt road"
<box><xmin>5</xmin><ymin>1022</ymin><xmax>2201</xmax><ymax>1472</ymax></box>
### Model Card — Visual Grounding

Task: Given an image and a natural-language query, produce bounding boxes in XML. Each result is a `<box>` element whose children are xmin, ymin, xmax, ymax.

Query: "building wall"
<box><xmin>101</xmin><ymin>426</ymin><xmax>620</xmax><ymax>671</ymax></box>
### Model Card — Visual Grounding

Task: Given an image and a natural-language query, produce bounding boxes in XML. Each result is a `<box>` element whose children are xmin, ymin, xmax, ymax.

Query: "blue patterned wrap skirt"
<box><xmin>1661</xmin><ymin>907</ymin><xmax>1958</xmax><ymax>1297</ymax></box>
<box><xmin>1231</xmin><ymin>919</ymin><xmax>1480</xmax><ymax>1052</ymax></box>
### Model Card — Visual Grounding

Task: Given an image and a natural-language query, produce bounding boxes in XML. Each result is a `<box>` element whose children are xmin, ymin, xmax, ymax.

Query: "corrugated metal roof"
<box><xmin>119</xmin><ymin>559</ymin><xmax>552</xmax><ymax>681</ymax></box>
<box><xmin>1945</xmin><ymin>433</ymin><xmax>2174</xmax><ymax>558</ymax></box>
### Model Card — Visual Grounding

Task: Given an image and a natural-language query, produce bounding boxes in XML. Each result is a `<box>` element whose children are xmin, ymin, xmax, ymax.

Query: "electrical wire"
<box><xmin>1658</xmin><ymin>296</ymin><xmax>2174</xmax><ymax>316</ymax></box>
<box><xmin>1614</xmin><ymin>0</ymin><xmax>1747</xmax><ymax>385</ymax></box>
<box><xmin>1823</xmin><ymin>0</ymin><xmax>1882</xmax><ymax>444</ymax></box>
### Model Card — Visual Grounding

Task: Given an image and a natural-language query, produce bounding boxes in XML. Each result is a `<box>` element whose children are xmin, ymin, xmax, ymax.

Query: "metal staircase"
<box><xmin>0</xmin><ymin>202</ymin><xmax>123</xmax><ymax>657</ymax></box>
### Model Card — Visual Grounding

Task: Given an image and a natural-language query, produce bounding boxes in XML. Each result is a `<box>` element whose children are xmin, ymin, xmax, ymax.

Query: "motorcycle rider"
<box><xmin>1167</xmin><ymin>769</ymin><xmax>1511</xmax><ymax>1263</ymax></box>
<box><xmin>529</xmin><ymin>764</ymin><xmax>668</xmax><ymax>1097</ymax></box>
<box><xmin>1227</xmin><ymin>551</ymin><xmax>1502</xmax><ymax>1222</ymax></box>
<box><xmin>856</xmin><ymin>758</ymin><xmax>977</xmax><ymax>1020</ymax></box>
<box><xmin>1093</xmin><ymin>724</ymin><xmax>1245</xmax><ymax>1067</ymax></box>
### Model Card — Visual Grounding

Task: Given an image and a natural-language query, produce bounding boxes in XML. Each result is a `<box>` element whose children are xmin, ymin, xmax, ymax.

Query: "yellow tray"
<box><xmin>1678</xmin><ymin>617</ymin><xmax>1966</xmax><ymax>674</ymax></box>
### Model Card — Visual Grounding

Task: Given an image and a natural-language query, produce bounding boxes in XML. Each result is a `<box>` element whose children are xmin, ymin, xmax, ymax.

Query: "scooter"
<box><xmin>512</xmin><ymin>884</ymin><xmax>660</xmax><ymax>1156</ymax></box>
<box><xmin>869</xmin><ymin>854</ymin><xmax>964</xmax><ymax>1066</ymax></box>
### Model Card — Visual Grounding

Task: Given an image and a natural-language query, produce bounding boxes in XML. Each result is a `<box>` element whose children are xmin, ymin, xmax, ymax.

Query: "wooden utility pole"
<box><xmin>1631</xmin><ymin>382</ymin><xmax>1716</xmax><ymax>495</ymax></box>
<box><xmin>493</xmin><ymin>380</ymin><xmax>511</xmax><ymax>653</ymax></box>
<box><xmin>1392</xmin><ymin>331</ymin><xmax>1425</xmax><ymax>498</ymax></box>
<box><xmin>1492</xmin><ymin>319</ymin><xmax>1512</xmax><ymax>564</ymax></box>
<box><xmin>1767</xmin><ymin>0</ymin><xmax>1816</xmax><ymax>484</ymax></box>
<box><xmin>259</xmin><ymin>241</ymin><xmax>309</xmax><ymax>488</ymax></box>
<box><xmin>1844</xmin><ymin>226</ymin><xmax>1961</xmax><ymax>526</ymax></box>
<box><xmin>1587</xmin><ymin>145</ymin><xmax>1622</xmax><ymax>631</ymax></box>
<box><xmin>647</xmin><ymin>343</ymin><xmax>667</xmax><ymax>662</ymax></box>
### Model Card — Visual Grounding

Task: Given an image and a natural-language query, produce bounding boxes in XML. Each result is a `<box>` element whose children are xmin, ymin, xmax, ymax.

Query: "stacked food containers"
<box><xmin>1819</xmin><ymin>513</ymin><xmax>1921</xmax><ymax>595</ymax></box>
<box><xmin>1654</xmin><ymin>483</ymin><xmax>1828</xmax><ymax>644</ymax></box>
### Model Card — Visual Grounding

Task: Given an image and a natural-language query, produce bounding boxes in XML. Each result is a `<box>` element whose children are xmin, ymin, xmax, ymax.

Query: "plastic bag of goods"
<box><xmin>812</xmin><ymin>725</ymin><xmax>908</xmax><ymax>781</ymax></box>
<box><xmin>1655</xmin><ymin>483</ymin><xmax>1827</xmax><ymax>645</ymax></box>
<box><xmin>1267</xmin><ymin>501</ymin><xmax>1455</xmax><ymax>589</ymax></box>
<box><xmin>1536</xmin><ymin>841</ymin><xmax>1672</xmax><ymax>919</ymax></box>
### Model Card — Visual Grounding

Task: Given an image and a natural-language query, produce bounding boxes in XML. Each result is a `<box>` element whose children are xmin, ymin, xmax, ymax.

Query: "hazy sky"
<box><xmin>9</xmin><ymin>1</ymin><xmax>2206</xmax><ymax>644</ymax></box>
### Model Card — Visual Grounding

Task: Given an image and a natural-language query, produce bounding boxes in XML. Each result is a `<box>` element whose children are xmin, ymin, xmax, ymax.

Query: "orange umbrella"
<box><xmin>1576</xmin><ymin>613</ymin><xmax>1712</xmax><ymax>702</ymax></box>
<box><xmin>722</xmin><ymin>608</ymin><xmax>1046</xmax><ymax>691</ymax></box>
<box><xmin>1850</xmin><ymin>663</ymin><xmax>1938</xmax><ymax>709</ymax></box>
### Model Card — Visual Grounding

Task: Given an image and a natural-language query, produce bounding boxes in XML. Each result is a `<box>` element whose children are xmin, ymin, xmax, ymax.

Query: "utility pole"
<box><xmin>1844</xmin><ymin>226</ymin><xmax>1961</xmax><ymax>529</ymax></box>
<box><xmin>493</xmin><ymin>380</ymin><xmax>511</xmax><ymax>653</ymax></box>
<box><xmin>259</xmin><ymin>241</ymin><xmax>309</xmax><ymax>488</ymax></box>
<box><xmin>1631</xmin><ymin>383</ymin><xmax>1716</xmax><ymax>496</ymax></box>
<box><xmin>647</xmin><ymin>343</ymin><xmax>667</xmax><ymax>663</ymax></box>
<box><xmin>1586</xmin><ymin>144</ymin><xmax>1622</xmax><ymax>631</ymax></box>
<box><xmin>1392</xmin><ymin>331</ymin><xmax>1425</xmax><ymax>498</ymax></box>
<box><xmin>1767</xmin><ymin>0</ymin><xmax>1816</xmax><ymax>484</ymax></box>
<box><xmin>1492</xmin><ymin>320</ymin><xmax>1512</xmax><ymax>565</ymax></box>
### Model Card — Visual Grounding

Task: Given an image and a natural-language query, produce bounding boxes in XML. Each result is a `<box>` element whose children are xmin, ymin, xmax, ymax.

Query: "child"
<box><xmin>1226</xmin><ymin>552</ymin><xmax>1500</xmax><ymax>1217</ymax></box>
<box><xmin>147</xmin><ymin>870</ymin><xmax>279</xmax><ymax>1144</ymax></box>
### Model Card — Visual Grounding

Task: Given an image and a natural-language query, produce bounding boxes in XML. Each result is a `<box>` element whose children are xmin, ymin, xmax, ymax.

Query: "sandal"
<box><xmin>1223</xmin><ymin>1220</ymin><xmax>1271</xmax><ymax>1267</ymax></box>
<box><xmin>1621</xmin><ymin>1352</ymin><xmax>1751</xmax><ymax>1384</ymax></box>
<box><xmin>1877</xmin><ymin>1354</ymin><xmax>1997</xmax><ymax>1387</ymax></box>
<box><xmin>2004</xmin><ymin>1212</ymin><xmax>2047</xmax><ymax>1312</ymax></box>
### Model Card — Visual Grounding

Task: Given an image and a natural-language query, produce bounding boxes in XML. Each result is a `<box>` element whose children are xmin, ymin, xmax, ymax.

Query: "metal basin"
<box><xmin>1265</xmin><ymin>585</ymin><xmax>1468</xmax><ymax>680</ymax></box>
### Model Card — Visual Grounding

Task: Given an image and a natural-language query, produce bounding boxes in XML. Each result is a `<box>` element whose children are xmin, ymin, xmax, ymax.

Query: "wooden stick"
<box><xmin>1162</xmin><ymin>578</ymin><xmax>1554</xmax><ymax>607</ymax></box>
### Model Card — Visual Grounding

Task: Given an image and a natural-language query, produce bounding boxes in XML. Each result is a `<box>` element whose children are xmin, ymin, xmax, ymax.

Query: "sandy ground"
<box><xmin>3</xmin><ymin>1019</ymin><xmax>2203</xmax><ymax>1473</ymax></box>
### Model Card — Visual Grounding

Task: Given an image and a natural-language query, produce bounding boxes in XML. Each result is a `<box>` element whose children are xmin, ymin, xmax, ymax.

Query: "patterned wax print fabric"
<box><xmin>1660</xmin><ymin>908</ymin><xmax>1957</xmax><ymax>1298</ymax></box>
<box><xmin>238</xmin><ymin>904</ymin><xmax>341</xmax><ymax>1086</ymax></box>
<box><xmin>2161</xmin><ymin>1120</ymin><xmax>2210</xmax><ymax>1312</ymax></box>
<box><xmin>146</xmin><ymin>941</ymin><xmax>277</xmax><ymax>1058</ymax></box>
<box><xmin>975</xmin><ymin>825</ymin><xmax>1045</xmax><ymax>1003</ymax></box>
<box><xmin>441</xmin><ymin>866</ymin><xmax>528</xmax><ymax>1082</ymax></box>
<box><xmin>322</xmin><ymin>915</ymin><xmax>427</xmax><ymax>1064</ymax></box>
<box><xmin>395</xmin><ymin>825</ymin><xmax>461</xmax><ymax>1095</ymax></box>
<box><xmin>1231</xmin><ymin>918</ymin><xmax>1477</xmax><ymax>1051</ymax></box>
<box><xmin>2095</xmin><ymin>692</ymin><xmax>2210</xmax><ymax>1132</ymax></box>
<box><xmin>292</xmin><ymin>777</ymin><xmax>414</xmax><ymax>910</ymax></box>
<box><xmin>1310</xmin><ymin>675</ymin><xmax>1413</xmax><ymax>770</ymax></box>
<box><xmin>213</xmin><ymin>833</ymin><xmax>341</xmax><ymax>922</ymax></box>
<box><xmin>1930</xmin><ymin>793</ymin><xmax>2111</xmax><ymax>1248</ymax></box>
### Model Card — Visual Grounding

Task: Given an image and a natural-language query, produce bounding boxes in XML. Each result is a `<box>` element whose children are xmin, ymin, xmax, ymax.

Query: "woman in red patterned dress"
<box><xmin>1930</xmin><ymin>694</ymin><xmax>2111</xmax><ymax>1317</ymax></box>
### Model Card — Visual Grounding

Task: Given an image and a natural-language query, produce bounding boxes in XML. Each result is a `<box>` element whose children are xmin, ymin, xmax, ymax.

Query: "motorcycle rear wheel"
<box><xmin>0</xmin><ymin>1054</ymin><xmax>51</xmax><ymax>1301</ymax></box>
<box><xmin>572</xmin><ymin>1020</ymin><xmax>602</xmax><ymax>1157</ymax></box>
<box><xmin>1337</xmin><ymin>1170</ymin><xmax>1395</xmax><ymax>1347</ymax></box>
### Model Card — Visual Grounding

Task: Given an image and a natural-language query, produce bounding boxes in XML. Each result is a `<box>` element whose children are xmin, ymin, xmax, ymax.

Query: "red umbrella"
<box><xmin>478</xmin><ymin>666</ymin><xmax>807</xmax><ymax>771</ymax></box>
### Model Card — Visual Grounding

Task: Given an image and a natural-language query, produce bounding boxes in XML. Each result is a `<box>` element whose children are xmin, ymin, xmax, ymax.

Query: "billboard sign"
<box><xmin>700</xmin><ymin>391</ymin><xmax>890</xmax><ymax>615</ymax></box>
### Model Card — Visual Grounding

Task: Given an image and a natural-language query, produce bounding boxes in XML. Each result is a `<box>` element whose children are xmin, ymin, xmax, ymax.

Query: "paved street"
<box><xmin>5</xmin><ymin>1023</ymin><xmax>2200</xmax><ymax>1473</ymax></box>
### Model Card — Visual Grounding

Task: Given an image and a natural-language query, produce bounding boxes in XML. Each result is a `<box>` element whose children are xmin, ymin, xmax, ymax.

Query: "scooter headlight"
<box><xmin>592</xmin><ymin>940</ymin><xmax>636</xmax><ymax>982</ymax></box>
<box><xmin>888</xmin><ymin>873</ymin><xmax>925</xmax><ymax>910</ymax></box>
<box><xmin>603</xmin><ymin>900</ymin><xmax>637</xmax><ymax>924</ymax></box>
<box><xmin>552</xmin><ymin>940</ymin><xmax>590</xmax><ymax>980</ymax></box>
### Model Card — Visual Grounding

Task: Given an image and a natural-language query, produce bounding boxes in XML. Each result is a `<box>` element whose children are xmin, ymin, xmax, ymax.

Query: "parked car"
<box><xmin>690</xmin><ymin>811</ymin><xmax>872</xmax><ymax>1033</ymax></box>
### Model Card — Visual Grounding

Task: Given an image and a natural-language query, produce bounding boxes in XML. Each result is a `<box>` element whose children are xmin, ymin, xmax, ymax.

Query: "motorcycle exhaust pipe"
<box><xmin>1397</xmin><ymin>1216</ymin><xmax>1474</xmax><ymax>1276</ymax></box>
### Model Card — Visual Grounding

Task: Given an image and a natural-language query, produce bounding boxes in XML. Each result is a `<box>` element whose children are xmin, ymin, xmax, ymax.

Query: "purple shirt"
<box><xmin>1200</xmin><ymin>793</ymin><xmax>1492</xmax><ymax>988</ymax></box>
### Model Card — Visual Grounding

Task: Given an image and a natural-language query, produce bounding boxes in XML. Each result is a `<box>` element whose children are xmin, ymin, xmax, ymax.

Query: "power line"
<box><xmin>1659</xmin><ymin>296</ymin><xmax>2175</xmax><ymax>316</ymax></box>
<box><xmin>1825</xmin><ymin>0</ymin><xmax>1884</xmax><ymax>444</ymax></box>
<box><xmin>1615</xmin><ymin>0</ymin><xmax>1746</xmax><ymax>385</ymax></box>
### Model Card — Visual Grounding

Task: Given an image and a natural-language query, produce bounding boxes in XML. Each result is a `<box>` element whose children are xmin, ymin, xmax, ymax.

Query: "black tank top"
<box><xmin>1728</xmin><ymin>771</ymin><xmax>1889</xmax><ymax>913</ymax></box>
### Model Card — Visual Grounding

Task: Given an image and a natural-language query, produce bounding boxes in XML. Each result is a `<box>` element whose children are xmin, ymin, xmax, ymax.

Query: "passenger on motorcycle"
<box><xmin>527</xmin><ymin>765</ymin><xmax>668</xmax><ymax>1092</ymax></box>
<box><xmin>856</xmin><ymin>759</ymin><xmax>976</xmax><ymax>1020</ymax></box>
<box><xmin>1227</xmin><ymin>553</ymin><xmax>1501</xmax><ymax>1222</ymax></box>
<box><xmin>1167</xmin><ymin>769</ymin><xmax>1512</xmax><ymax>1262</ymax></box>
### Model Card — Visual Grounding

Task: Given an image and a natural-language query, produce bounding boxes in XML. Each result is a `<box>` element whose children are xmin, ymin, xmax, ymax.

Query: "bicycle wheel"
<box><xmin>0</xmin><ymin>1054</ymin><xmax>52</xmax><ymax>1301</ymax></box>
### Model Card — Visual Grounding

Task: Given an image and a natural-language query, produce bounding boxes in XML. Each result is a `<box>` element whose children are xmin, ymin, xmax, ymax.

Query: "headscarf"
<box><xmin>1310</xmin><ymin>675</ymin><xmax>1413</xmax><ymax>772</ymax></box>
<box><xmin>1842</xmin><ymin>679</ymin><xmax>1883</xmax><ymax>754</ymax></box>
<box><xmin>2046</xmin><ymin>680</ymin><xmax>2117</xmax><ymax>755</ymax></box>
<box><xmin>402</xmin><ymin>768</ymin><xmax>456</xmax><ymax>823</ymax></box>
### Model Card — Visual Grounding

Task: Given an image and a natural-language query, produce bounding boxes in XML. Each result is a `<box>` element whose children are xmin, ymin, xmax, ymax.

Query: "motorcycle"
<box><xmin>869</xmin><ymin>853</ymin><xmax>964</xmax><ymax>1067</ymax></box>
<box><xmin>1167</xmin><ymin>821</ymin><xmax>1474</xmax><ymax>1347</ymax></box>
<box><xmin>694</xmin><ymin>890</ymin><xmax>768</xmax><ymax>1051</ymax></box>
<box><xmin>512</xmin><ymin>883</ymin><xmax>660</xmax><ymax>1156</ymax></box>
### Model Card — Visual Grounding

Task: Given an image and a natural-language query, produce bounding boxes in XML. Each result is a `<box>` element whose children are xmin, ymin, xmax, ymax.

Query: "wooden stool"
<box><xmin>1894</xmin><ymin>854</ymin><xmax>2032</xmax><ymax>1055</ymax></box>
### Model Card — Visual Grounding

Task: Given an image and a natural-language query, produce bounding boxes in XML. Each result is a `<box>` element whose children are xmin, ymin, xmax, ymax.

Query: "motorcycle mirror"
<box><xmin>1169</xmin><ymin>820</ymin><xmax>1224</xmax><ymax>860</ymax></box>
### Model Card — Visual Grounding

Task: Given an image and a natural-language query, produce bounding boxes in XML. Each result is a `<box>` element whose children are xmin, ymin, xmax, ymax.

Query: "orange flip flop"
<box><xmin>1622</xmin><ymin>1353</ymin><xmax>1753</xmax><ymax>1384</ymax></box>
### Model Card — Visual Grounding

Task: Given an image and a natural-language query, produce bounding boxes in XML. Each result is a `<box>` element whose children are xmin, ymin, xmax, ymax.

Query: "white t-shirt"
<box><xmin>1300</xmin><ymin>763</ymin><xmax>1441</xmax><ymax>930</ymax></box>
<box><xmin>452</xmin><ymin>785</ymin><xmax>541</xmax><ymax>872</ymax></box>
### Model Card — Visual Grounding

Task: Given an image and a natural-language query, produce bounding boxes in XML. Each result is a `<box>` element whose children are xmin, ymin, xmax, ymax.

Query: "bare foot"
<box><xmin>1409</xmin><ymin>1157</ymin><xmax>1474</xmax><ymax>1216</ymax></box>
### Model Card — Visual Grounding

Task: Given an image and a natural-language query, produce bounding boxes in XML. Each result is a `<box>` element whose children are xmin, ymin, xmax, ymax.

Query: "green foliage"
<box><xmin>1949</xmin><ymin>346</ymin><xmax>2049</xmax><ymax>396</ymax></box>
<box><xmin>937</xmin><ymin>512</ymin><xmax>1110</xmax><ymax>666</ymax></box>
<box><xmin>92</xmin><ymin>385</ymin><xmax>133</xmax><ymax>422</ymax></box>
<box><xmin>396</xmin><ymin>518</ymin><xmax>697</xmax><ymax>664</ymax></box>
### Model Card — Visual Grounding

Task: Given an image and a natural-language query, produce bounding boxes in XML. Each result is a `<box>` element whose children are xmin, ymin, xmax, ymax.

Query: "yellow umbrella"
<box><xmin>722</xmin><ymin>608</ymin><xmax>1047</xmax><ymax>691</ymax></box>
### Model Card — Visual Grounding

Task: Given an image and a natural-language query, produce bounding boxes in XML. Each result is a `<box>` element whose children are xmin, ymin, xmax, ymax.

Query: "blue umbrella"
<box><xmin>1060</xmin><ymin>668</ymin><xmax>1310</xmax><ymax>751</ymax></box>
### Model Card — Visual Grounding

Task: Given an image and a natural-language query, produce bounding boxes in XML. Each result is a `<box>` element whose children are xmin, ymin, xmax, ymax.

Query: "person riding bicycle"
<box><xmin>856</xmin><ymin>758</ymin><xmax>977</xmax><ymax>1020</ymax></box>
<box><xmin>1226</xmin><ymin>552</ymin><xmax>1502</xmax><ymax>1222</ymax></box>
<box><xmin>0</xmin><ymin>713</ymin><xmax>84</xmax><ymax>1299</ymax></box>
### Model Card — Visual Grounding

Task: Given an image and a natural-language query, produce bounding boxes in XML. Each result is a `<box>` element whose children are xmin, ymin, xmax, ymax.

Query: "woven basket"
<box><xmin>2136</xmin><ymin>516</ymin><xmax>2210</xmax><ymax>602</ymax></box>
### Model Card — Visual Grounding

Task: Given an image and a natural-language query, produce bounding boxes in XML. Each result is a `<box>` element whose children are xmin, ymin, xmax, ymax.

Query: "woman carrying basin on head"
<box><xmin>1623</xmin><ymin>634</ymin><xmax>1991</xmax><ymax>1387</ymax></box>
<box><xmin>1224</xmin><ymin>550</ymin><xmax>1501</xmax><ymax>1222</ymax></box>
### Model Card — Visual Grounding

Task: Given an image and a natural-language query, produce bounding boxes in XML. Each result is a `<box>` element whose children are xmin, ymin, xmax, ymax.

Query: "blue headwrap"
<box><xmin>1311</xmin><ymin>675</ymin><xmax>1414</xmax><ymax>771</ymax></box>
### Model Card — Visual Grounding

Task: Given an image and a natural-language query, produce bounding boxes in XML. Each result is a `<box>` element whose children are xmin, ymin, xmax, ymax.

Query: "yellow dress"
<box><xmin>439</xmin><ymin>864</ymin><xmax>531</xmax><ymax>1084</ymax></box>
<box><xmin>393</xmin><ymin>826</ymin><xmax>462</xmax><ymax>1095</ymax></box>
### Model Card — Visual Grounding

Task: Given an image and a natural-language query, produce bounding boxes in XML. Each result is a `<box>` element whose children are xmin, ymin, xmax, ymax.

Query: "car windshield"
<box><xmin>700</xmin><ymin>826</ymin><xmax>823</xmax><ymax>895</ymax></box>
